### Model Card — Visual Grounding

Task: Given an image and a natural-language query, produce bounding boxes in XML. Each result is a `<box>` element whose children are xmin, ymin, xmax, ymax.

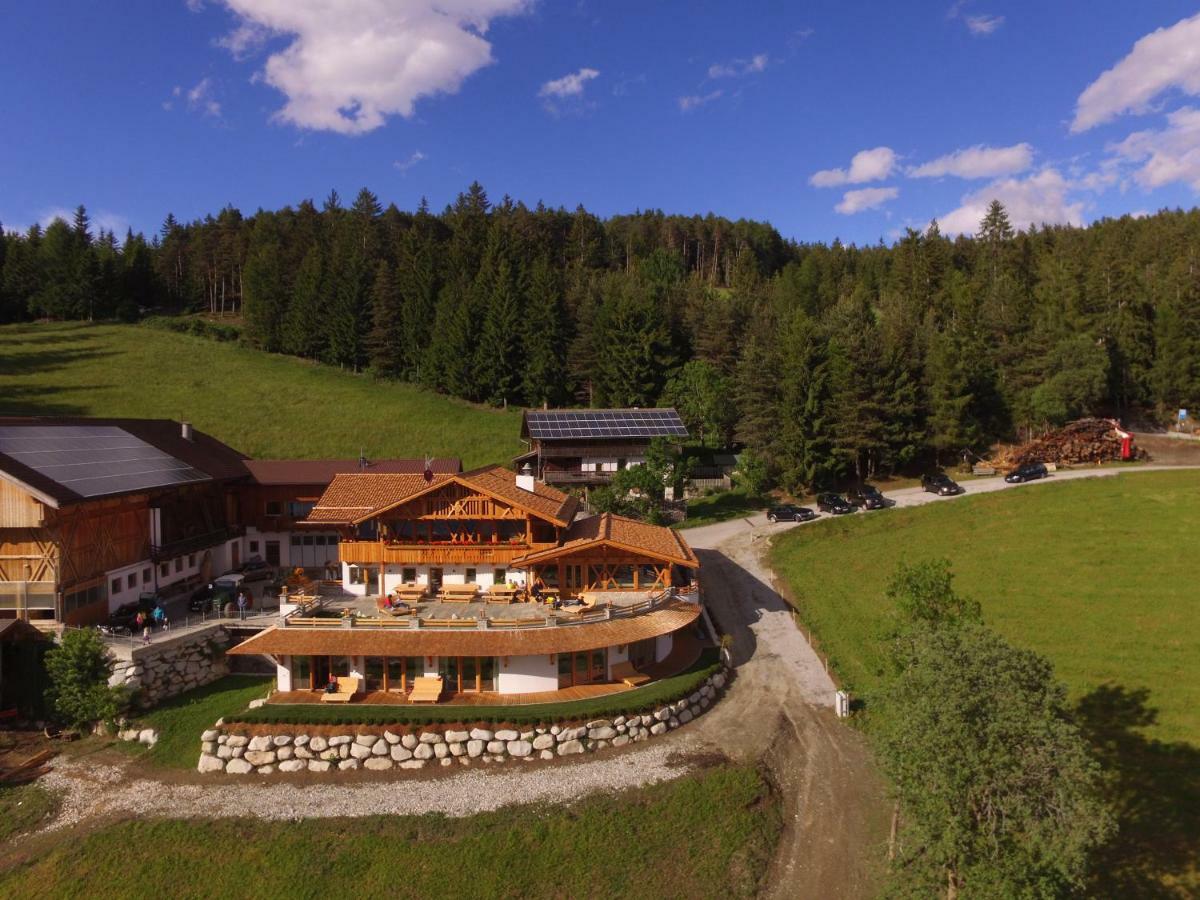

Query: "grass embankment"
<box><xmin>0</xmin><ymin>322</ymin><xmax>521</xmax><ymax>467</ymax></box>
<box><xmin>234</xmin><ymin>649</ymin><xmax>722</xmax><ymax>728</ymax></box>
<box><xmin>119</xmin><ymin>675</ymin><xmax>272</xmax><ymax>770</ymax></box>
<box><xmin>0</xmin><ymin>783</ymin><xmax>60</xmax><ymax>842</ymax></box>
<box><xmin>770</xmin><ymin>470</ymin><xmax>1200</xmax><ymax>894</ymax></box>
<box><xmin>0</xmin><ymin>765</ymin><xmax>779</xmax><ymax>899</ymax></box>
<box><xmin>678</xmin><ymin>488</ymin><xmax>765</xmax><ymax>530</ymax></box>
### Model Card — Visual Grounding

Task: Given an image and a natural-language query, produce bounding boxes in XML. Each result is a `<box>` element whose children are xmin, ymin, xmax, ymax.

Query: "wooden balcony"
<box><xmin>339</xmin><ymin>541</ymin><xmax>556</xmax><ymax>566</ymax></box>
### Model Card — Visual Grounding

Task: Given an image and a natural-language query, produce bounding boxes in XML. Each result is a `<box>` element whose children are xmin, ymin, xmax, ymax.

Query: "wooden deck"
<box><xmin>270</xmin><ymin>681</ymin><xmax>630</xmax><ymax>707</ymax></box>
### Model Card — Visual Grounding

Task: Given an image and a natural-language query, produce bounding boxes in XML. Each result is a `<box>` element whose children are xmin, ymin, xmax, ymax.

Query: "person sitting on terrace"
<box><xmin>531</xmin><ymin>581</ymin><xmax>544</xmax><ymax>604</ymax></box>
<box><xmin>325</xmin><ymin>672</ymin><xmax>338</xmax><ymax>693</ymax></box>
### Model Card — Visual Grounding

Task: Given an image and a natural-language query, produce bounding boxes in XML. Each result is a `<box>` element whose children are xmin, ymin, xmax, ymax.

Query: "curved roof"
<box><xmin>228</xmin><ymin>600</ymin><xmax>700</xmax><ymax>658</ymax></box>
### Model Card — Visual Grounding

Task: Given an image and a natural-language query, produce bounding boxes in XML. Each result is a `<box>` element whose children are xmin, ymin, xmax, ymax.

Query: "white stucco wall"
<box><xmin>497</xmin><ymin>654</ymin><xmax>559</xmax><ymax>693</ymax></box>
<box><xmin>378</xmin><ymin>564</ymin><xmax>527</xmax><ymax>595</ymax></box>
<box><xmin>277</xmin><ymin>658</ymin><xmax>293</xmax><ymax>692</ymax></box>
<box><xmin>655</xmin><ymin>632</ymin><xmax>673</xmax><ymax>663</ymax></box>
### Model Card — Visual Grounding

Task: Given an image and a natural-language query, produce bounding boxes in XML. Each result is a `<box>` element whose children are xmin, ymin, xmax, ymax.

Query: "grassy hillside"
<box><xmin>770</xmin><ymin>471</ymin><xmax>1198</xmax><ymax>744</ymax></box>
<box><xmin>0</xmin><ymin>322</ymin><xmax>523</xmax><ymax>467</ymax></box>
<box><xmin>0</xmin><ymin>766</ymin><xmax>779</xmax><ymax>899</ymax></box>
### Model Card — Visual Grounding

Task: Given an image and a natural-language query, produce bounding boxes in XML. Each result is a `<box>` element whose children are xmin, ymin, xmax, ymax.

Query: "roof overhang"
<box><xmin>513</xmin><ymin>537</ymin><xmax>699</xmax><ymax>569</ymax></box>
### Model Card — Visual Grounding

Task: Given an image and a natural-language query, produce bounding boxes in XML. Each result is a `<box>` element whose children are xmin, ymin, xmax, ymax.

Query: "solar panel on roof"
<box><xmin>0</xmin><ymin>425</ymin><xmax>211</xmax><ymax>499</ymax></box>
<box><xmin>527</xmin><ymin>409</ymin><xmax>688</xmax><ymax>440</ymax></box>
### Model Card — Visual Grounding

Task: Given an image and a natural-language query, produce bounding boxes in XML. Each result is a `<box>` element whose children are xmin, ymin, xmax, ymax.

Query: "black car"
<box><xmin>189</xmin><ymin>575</ymin><xmax>246</xmax><ymax>613</ymax></box>
<box><xmin>922</xmin><ymin>473</ymin><xmax>963</xmax><ymax>496</ymax></box>
<box><xmin>1004</xmin><ymin>462</ymin><xmax>1048</xmax><ymax>484</ymax></box>
<box><xmin>238</xmin><ymin>556</ymin><xmax>277</xmax><ymax>583</ymax></box>
<box><xmin>767</xmin><ymin>504</ymin><xmax>817</xmax><ymax>523</ymax></box>
<box><xmin>104</xmin><ymin>593</ymin><xmax>158</xmax><ymax>631</ymax></box>
<box><xmin>846</xmin><ymin>485</ymin><xmax>886</xmax><ymax>510</ymax></box>
<box><xmin>816</xmin><ymin>493</ymin><xmax>855</xmax><ymax>514</ymax></box>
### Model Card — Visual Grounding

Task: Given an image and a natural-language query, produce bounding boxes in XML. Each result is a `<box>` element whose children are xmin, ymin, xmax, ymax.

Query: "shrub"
<box><xmin>45</xmin><ymin>629</ymin><xmax>126</xmax><ymax>730</ymax></box>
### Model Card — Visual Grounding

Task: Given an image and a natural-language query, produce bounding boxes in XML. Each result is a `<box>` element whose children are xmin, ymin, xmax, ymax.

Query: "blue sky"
<box><xmin>3</xmin><ymin>1</ymin><xmax>1200</xmax><ymax>245</ymax></box>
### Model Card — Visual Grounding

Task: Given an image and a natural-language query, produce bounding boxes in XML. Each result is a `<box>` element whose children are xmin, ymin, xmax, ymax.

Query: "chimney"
<box><xmin>181</xmin><ymin>421</ymin><xmax>194</xmax><ymax>442</ymax></box>
<box><xmin>516</xmin><ymin>461</ymin><xmax>536</xmax><ymax>493</ymax></box>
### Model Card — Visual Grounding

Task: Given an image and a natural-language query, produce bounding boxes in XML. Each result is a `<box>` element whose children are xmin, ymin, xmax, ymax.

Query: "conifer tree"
<box><xmin>367</xmin><ymin>260</ymin><xmax>404</xmax><ymax>378</ymax></box>
<box><xmin>521</xmin><ymin>256</ymin><xmax>568</xmax><ymax>406</ymax></box>
<box><xmin>476</xmin><ymin>259</ymin><xmax>523</xmax><ymax>405</ymax></box>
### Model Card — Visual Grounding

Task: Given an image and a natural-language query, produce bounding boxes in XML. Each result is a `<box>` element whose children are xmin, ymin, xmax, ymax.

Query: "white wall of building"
<box><xmin>497</xmin><ymin>654</ymin><xmax>559</xmax><ymax>693</ymax></box>
<box><xmin>277</xmin><ymin>657</ymin><xmax>293</xmax><ymax>692</ymax></box>
<box><xmin>366</xmin><ymin>564</ymin><xmax>527</xmax><ymax>596</ymax></box>
<box><xmin>655</xmin><ymin>633</ymin><xmax>673</xmax><ymax>663</ymax></box>
<box><xmin>105</xmin><ymin>545</ymin><xmax>212</xmax><ymax>612</ymax></box>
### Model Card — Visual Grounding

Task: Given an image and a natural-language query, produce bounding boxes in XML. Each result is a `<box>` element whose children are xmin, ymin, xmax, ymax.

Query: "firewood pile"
<box><xmin>991</xmin><ymin>418</ymin><xmax>1130</xmax><ymax>468</ymax></box>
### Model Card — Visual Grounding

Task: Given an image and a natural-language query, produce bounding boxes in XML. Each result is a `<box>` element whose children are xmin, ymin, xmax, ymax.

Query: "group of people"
<box><xmin>380</xmin><ymin>593</ymin><xmax>412</xmax><ymax>613</ymax></box>
<box><xmin>134</xmin><ymin>605</ymin><xmax>169</xmax><ymax>644</ymax></box>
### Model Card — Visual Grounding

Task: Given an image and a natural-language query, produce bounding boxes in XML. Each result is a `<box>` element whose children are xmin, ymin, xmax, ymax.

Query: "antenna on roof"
<box><xmin>358</xmin><ymin>448</ymin><xmax>370</xmax><ymax>471</ymax></box>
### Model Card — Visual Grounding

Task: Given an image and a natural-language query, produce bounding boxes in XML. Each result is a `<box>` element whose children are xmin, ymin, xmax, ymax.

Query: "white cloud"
<box><xmin>539</xmin><ymin>67</ymin><xmax>599</xmax><ymax>99</ymax></box>
<box><xmin>810</xmin><ymin>146</ymin><xmax>896</xmax><ymax>187</ymax></box>
<box><xmin>37</xmin><ymin>207</ymin><xmax>131</xmax><ymax>236</ymax></box>
<box><xmin>678</xmin><ymin>90</ymin><xmax>722</xmax><ymax>112</ymax></box>
<box><xmin>393</xmin><ymin>150</ymin><xmax>428</xmax><ymax>174</ymax></box>
<box><xmin>1108</xmin><ymin>106</ymin><xmax>1200</xmax><ymax>191</ymax></box>
<box><xmin>218</xmin><ymin>21</ymin><xmax>269</xmax><ymax>59</ymax></box>
<box><xmin>908</xmin><ymin>142</ymin><xmax>1033</xmax><ymax>179</ymax></box>
<box><xmin>186</xmin><ymin>77</ymin><xmax>222</xmax><ymax>117</ymax></box>
<box><xmin>707</xmin><ymin>53</ymin><xmax>769</xmax><ymax>79</ymax></box>
<box><xmin>835</xmin><ymin>186</ymin><xmax>899</xmax><ymax>215</ymax></box>
<box><xmin>937</xmin><ymin>168</ymin><xmax>1084</xmax><ymax>235</ymax></box>
<box><xmin>186</xmin><ymin>0</ymin><xmax>205</xmax><ymax>11</ymax></box>
<box><xmin>964</xmin><ymin>14</ymin><xmax>1003</xmax><ymax>35</ymax></box>
<box><xmin>1072</xmin><ymin>13</ymin><xmax>1200</xmax><ymax>133</ymax></box>
<box><xmin>211</xmin><ymin>0</ymin><xmax>531</xmax><ymax>135</ymax></box>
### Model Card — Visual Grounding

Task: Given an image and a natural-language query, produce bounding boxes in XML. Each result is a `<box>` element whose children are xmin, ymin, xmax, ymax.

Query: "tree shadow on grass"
<box><xmin>1074</xmin><ymin>684</ymin><xmax>1200</xmax><ymax>898</ymax></box>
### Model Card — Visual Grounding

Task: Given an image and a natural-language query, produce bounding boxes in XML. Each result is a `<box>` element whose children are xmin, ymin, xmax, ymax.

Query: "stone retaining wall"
<box><xmin>198</xmin><ymin>669</ymin><xmax>727</xmax><ymax>775</ymax></box>
<box><xmin>110</xmin><ymin>626</ymin><xmax>234</xmax><ymax>709</ymax></box>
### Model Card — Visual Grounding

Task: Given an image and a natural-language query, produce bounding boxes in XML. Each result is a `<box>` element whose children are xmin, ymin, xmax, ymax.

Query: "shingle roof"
<box><xmin>303</xmin><ymin>465</ymin><xmax>578</xmax><ymax>527</ymax></box>
<box><xmin>513</xmin><ymin>513</ymin><xmax>699</xmax><ymax>567</ymax></box>
<box><xmin>227</xmin><ymin>600</ymin><xmax>701</xmax><ymax>658</ymax></box>
<box><xmin>245</xmin><ymin>458</ymin><xmax>460</xmax><ymax>486</ymax></box>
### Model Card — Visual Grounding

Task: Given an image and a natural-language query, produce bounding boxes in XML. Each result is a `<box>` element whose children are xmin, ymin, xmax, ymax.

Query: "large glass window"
<box><xmin>293</xmin><ymin>656</ymin><xmax>311</xmax><ymax>690</ymax></box>
<box><xmin>480</xmin><ymin>656</ymin><xmax>496</xmax><ymax>691</ymax></box>
<box><xmin>365</xmin><ymin>657</ymin><xmax>385</xmax><ymax>691</ymax></box>
<box><xmin>386</xmin><ymin>658</ymin><xmax>405</xmax><ymax>691</ymax></box>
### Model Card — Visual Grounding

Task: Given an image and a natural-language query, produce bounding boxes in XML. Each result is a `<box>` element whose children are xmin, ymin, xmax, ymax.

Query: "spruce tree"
<box><xmin>284</xmin><ymin>245</ymin><xmax>326</xmax><ymax>359</ymax></box>
<box><xmin>367</xmin><ymin>260</ymin><xmax>404</xmax><ymax>378</ymax></box>
<box><xmin>521</xmin><ymin>255</ymin><xmax>568</xmax><ymax>406</ymax></box>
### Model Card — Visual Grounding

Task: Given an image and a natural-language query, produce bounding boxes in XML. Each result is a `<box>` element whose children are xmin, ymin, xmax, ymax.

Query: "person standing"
<box><xmin>236</xmin><ymin>590</ymin><xmax>247</xmax><ymax>620</ymax></box>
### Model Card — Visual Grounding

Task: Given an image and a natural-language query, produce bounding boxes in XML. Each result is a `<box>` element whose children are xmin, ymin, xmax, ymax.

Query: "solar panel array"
<box><xmin>0</xmin><ymin>425</ymin><xmax>210</xmax><ymax>499</ymax></box>
<box><xmin>526</xmin><ymin>409</ymin><xmax>689</xmax><ymax>440</ymax></box>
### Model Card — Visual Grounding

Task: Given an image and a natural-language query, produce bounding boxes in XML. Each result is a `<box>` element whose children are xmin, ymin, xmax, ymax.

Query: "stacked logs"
<box><xmin>993</xmin><ymin>418</ymin><xmax>1128</xmax><ymax>468</ymax></box>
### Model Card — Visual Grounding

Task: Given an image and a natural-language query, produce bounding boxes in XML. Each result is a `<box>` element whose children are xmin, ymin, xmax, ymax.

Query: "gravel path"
<box><xmin>40</xmin><ymin>739</ymin><xmax>704</xmax><ymax>830</ymax></box>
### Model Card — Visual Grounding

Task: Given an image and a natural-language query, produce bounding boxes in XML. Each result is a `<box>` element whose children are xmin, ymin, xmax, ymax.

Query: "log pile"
<box><xmin>992</xmin><ymin>418</ymin><xmax>1129</xmax><ymax>468</ymax></box>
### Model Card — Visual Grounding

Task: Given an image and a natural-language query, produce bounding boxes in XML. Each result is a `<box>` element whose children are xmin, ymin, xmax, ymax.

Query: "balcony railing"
<box><xmin>541</xmin><ymin>470</ymin><xmax>616</xmax><ymax>484</ymax></box>
<box><xmin>151</xmin><ymin>526</ymin><xmax>240</xmax><ymax>561</ymax></box>
<box><xmin>338</xmin><ymin>541</ymin><xmax>556</xmax><ymax>565</ymax></box>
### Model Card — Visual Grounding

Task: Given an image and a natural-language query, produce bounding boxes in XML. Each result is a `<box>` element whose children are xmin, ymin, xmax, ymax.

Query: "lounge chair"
<box><xmin>409</xmin><ymin>676</ymin><xmax>443</xmax><ymax>703</ymax></box>
<box><xmin>319</xmin><ymin>676</ymin><xmax>360</xmax><ymax>703</ymax></box>
<box><xmin>610</xmin><ymin>661</ymin><xmax>651</xmax><ymax>687</ymax></box>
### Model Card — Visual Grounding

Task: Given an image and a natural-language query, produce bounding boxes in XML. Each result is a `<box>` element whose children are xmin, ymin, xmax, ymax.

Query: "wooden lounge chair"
<box><xmin>610</xmin><ymin>661</ymin><xmax>651</xmax><ymax>687</ymax></box>
<box><xmin>408</xmin><ymin>676</ymin><xmax>443</xmax><ymax>703</ymax></box>
<box><xmin>320</xmin><ymin>676</ymin><xmax>360</xmax><ymax>703</ymax></box>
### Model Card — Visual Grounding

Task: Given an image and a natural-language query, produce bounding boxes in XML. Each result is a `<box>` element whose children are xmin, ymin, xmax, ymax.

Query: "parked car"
<box><xmin>767</xmin><ymin>504</ymin><xmax>817</xmax><ymax>523</ymax></box>
<box><xmin>921</xmin><ymin>473</ymin><xmax>963</xmax><ymax>496</ymax></box>
<box><xmin>1004</xmin><ymin>462</ymin><xmax>1049</xmax><ymax>484</ymax></box>
<box><xmin>238</xmin><ymin>555</ymin><xmax>277</xmax><ymax>583</ymax></box>
<box><xmin>189</xmin><ymin>573</ymin><xmax>247</xmax><ymax>613</ymax></box>
<box><xmin>816</xmin><ymin>493</ymin><xmax>855</xmax><ymax>514</ymax></box>
<box><xmin>104</xmin><ymin>593</ymin><xmax>157</xmax><ymax>631</ymax></box>
<box><xmin>846</xmin><ymin>485</ymin><xmax>886</xmax><ymax>510</ymax></box>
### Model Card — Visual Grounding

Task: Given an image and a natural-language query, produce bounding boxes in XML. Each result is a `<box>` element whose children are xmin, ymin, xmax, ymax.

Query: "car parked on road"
<box><xmin>104</xmin><ymin>592</ymin><xmax>158</xmax><ymax>631</ymax></box>
<box><xmin>188</xmin><ymin>573</ymin><xmax>247</xmax><ymax>614</ymax></box>
<box><xmin>921</xmin><ymin>473</ymin><xmax>963</xmax><ymax>496</ymax></box>
<box><xmin>846</xmin><ymin>485</ymin><xmax>887</xmax><ymax>510</ymax></box>
<box><xmin>238</xmin><ymin>555</ymin><xmax>277</xmax><ymax>583</ymax></box>
<box><xmin>1004</xmin><ymin>462</ymin><xmax>1049</xmax><ymax>484</ymax></box>
<box><xmin>767</xmin><ymin>504</ymin><xmax>817</xmax><ymax>523</ymax></box>
<box><xmin>816</xmin><ymin>493</ymin><xmax>855</xmax><ymax>514</ymax></box>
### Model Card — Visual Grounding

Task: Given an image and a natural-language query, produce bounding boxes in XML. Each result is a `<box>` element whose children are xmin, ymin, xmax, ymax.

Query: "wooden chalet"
<box><xmin>516</xmin><ymin>408</ymin><xmax>689</xmax><ymax>488</ymax></box>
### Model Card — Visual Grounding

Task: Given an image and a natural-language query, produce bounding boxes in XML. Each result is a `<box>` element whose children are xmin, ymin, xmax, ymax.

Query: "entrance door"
<box><xmin>231</xmin><ymin>541</ymin><xmax>241</xmax><ymax>570</ymax></box>
<box><xmin>311</xmin><ymin>655</ymin><xmax>331</xmax><ymax>691</ymax></box>
<box><xmin>429</xmin><ymin>568</ymin><xmax>444</xmax><ymax>592</ymax></box>
<box><xmin>265</xmin><ymin>540</ymin><xmax>281</xmax><ymax>567</ymax></box>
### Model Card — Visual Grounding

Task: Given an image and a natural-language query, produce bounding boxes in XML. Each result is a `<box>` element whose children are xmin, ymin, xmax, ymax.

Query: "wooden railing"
<box><xmin>338</xmin><ymin>541</ymin><xmax>554</xmax><ymax>565</ymax></box>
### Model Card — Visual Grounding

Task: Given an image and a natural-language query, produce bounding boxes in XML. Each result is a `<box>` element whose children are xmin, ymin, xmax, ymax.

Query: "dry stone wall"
<box><xmin>198</xmin><ymin>670</ymin><xmax>727</xmax><ymax>775</ymax></box>
<box><xmin>110</xmin><ymin>626</ymin><xmax>234</xmax><ymax>709</ymax></box>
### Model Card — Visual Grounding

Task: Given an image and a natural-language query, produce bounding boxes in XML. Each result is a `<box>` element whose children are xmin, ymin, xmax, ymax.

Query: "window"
<box><xmin>126</xmin><ymin>574</ymin><xmax>137</xmax><ymax>590</ymax></box>
<box><xmin>188</xmin><ymin>553</ymin><xmax>196</xmax><ymax>567</ymax></box>
<box><xmin>402</xmin><ymin>568</ymin><xmax>416</xmax><ymax>583</ymax></box>
<box><xmin>465</xmin><ymin>568</ymin><xmax>477</xmax><ymax>583</ymax></box>
<box><xmin>493</xmin><ymin>568</ymin><xmax>506</xmax><ymax>584</ymax></box>
<box><xmin>160</xmin><ymin>563</ymin><xmax>169</xmax><ymax>578</ymax></box>
<box><xmin>63</xmin><ymin>583</ymin><xmax>105</xmax><ymax>614</ymax></box>
<box><xmin>293</xmin><ymin>656</ymin><xmax>311</xmax><ymax>689</ymax></box>
<box><xmin>287</xmin><ymin>500</ymin><xmax>316</xmax><ymax>518</ymax></box>
<box><xmin>111</xmin><ymin>578</ymin><xmax>121</xmax><ymax>595</ymax></box>
<box><xmin>142</xmin><ymin>568</ymin><xmax>151</xmax><ymax>584</ymax></box>
<box><xmin>249</xmin><ymin>540</ymin><xmax>260</xmax><ymax>554</ymax></box>
<box><xmin>265</xmin><ymin>501</ymin><xmax>283</xmax><ymax>516</ymax></box>
<box><xmin>290</xmin><ymin>535</ymin><xmax>301</xmax><ymax>547</ymax></box>
<box><xmin>174</xmin><ymin>558</ymin><xmax>183</xmax><ymax>573</ymax></box>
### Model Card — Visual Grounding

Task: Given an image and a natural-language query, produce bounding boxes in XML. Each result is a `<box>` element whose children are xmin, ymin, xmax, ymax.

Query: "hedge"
<box><xmin>227</xmin><ymin>648</ymin><xmax>722</xmax><ymax>728</ymax></box>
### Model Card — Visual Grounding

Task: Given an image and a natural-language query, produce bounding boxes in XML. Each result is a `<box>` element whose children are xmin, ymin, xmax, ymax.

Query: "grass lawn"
<box><xmin>770</xmin><ymin>470</ymin><xmax>1200</xmax><ymax>894</ymax></box>
<box><xmin>0</xmin><ymin>322</ymin><xmax>522</xmax><ymax>467</ymax></box>
<box><xmin>120</xmin><ymin>675</ymin><xmax>272</xmax><ymax>770</ymax></box>
<box><xmin>0</xmin><ymin>765</ymin><xmax>780</xmax><ymax>899</ymax></box>
<box><xmin>0</xmin><ymin>783</ymin><xmax>60</xmax><ymax>843</ymax></box>
<box><xmin>678</xmin><ymin>488</ymin><xmax>766</xmax><ymax>530</ymax></box>
<box><xmin>234</xmin><ymin>649</ymin><xmax>721</xmax><ymax>728</ymax></box>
